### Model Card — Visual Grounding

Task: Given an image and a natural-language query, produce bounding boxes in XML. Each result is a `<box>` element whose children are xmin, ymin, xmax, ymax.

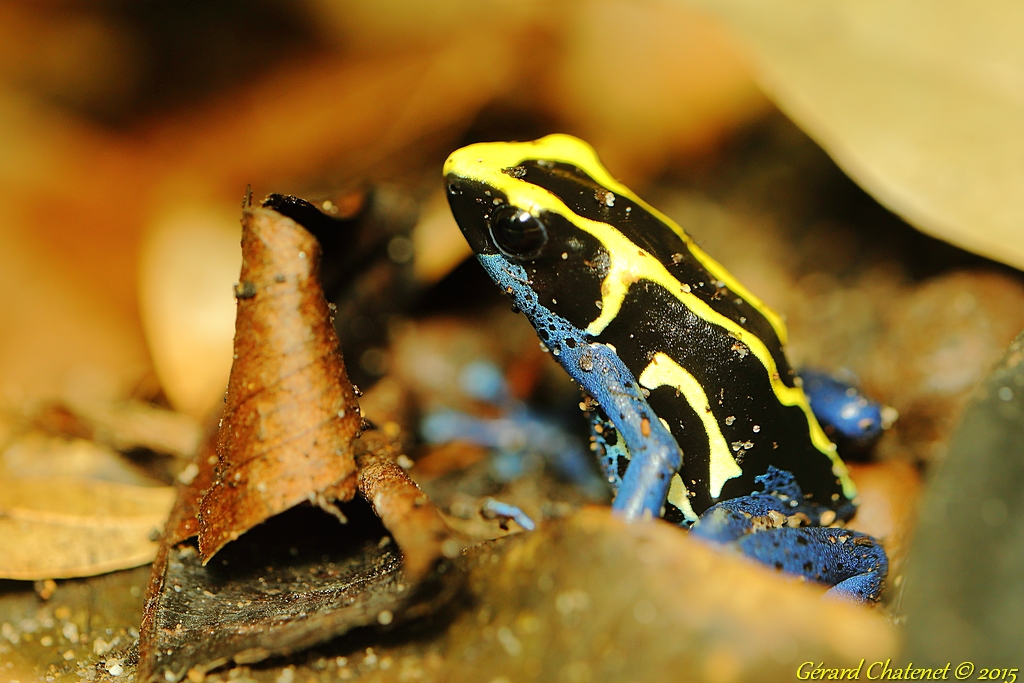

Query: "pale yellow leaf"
<box><xmin>139</xmin><ymin>203</ymin><xmax>241</xmax><ymax>420</ymax></box>
<box><xmin>0</xmin><ymin>477</ymin><xmax>175</xmax><ymax>580</ymax></box>
<box><xmin>62</xmin><ymin>397</ymin><xmax>203</xmax><ymax>460</ymax></box>
<box><xmin>685</xmin><ymin>0</ymin><xmax>1024</xmax><ymax>270</ymax></box>
<box><xmin>1</xmin><ymin>434</ymin><xmax>162</xmax><ymax>486</ymax></box>
<box><xmin>412</xmin><ymin>192</ymin><xmax>473</xmax><ymax>285</ymax></box>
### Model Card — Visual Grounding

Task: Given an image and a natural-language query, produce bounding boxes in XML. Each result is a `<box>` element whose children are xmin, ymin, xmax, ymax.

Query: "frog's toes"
<box><xmin>752</xmin><ymin>466</ymin><xmax>805</xmax><ymax>503</ymax></box>
<box><xmin>481</xmin><ymin>497</ymin><xmax>536</xmax><ymax>531</ymax></box>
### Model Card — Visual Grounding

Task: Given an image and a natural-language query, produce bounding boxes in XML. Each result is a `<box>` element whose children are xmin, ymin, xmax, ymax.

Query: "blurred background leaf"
<box><xmin>0</xmin><ymin>0</ymin><xmax>769</xmax><ymax>417</ymax></box>
<box><xmin>683</xmin><ymin>0</ymin><xmax>1024</xmax><ymax>270</ymax></box>
<box><xmin>0</xmin><ymin>477</ymin><xmax>174</xmax><ymax>580</ymax></box>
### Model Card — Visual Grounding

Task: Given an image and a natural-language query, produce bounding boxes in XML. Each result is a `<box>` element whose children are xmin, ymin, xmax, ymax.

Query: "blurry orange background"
<box><xmin>4</xmin><ymin>0</ymin><xmax>1023</xmax><ymax>426</ymax></box>
<box><xmin>0</xmin><ymin>0</ymin><xmax>767</xmax><ymax>420</ymax></box>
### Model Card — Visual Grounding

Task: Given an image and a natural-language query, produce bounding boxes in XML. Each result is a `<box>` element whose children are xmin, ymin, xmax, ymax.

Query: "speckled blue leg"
<box><xmin>564</xmin><ymin>342</ymin><xmax>681</xmax><ymax>519</ymax></box>
<box><xmin>476</xmin><ymin>253</ymin><xmax>682</xmax><ymax>520</ymax></box>
<box><xmin>692</xmin><ymin>468</ymin><xmax>888</xmax><ymax>603</ymax></box>
<box><xmin>588</xmin><ymin>409</ymin><xmax>625</xmax><ymax>491</ymax></box>
<box><xmin>737</xmin><ymin>527</ymin><xmax>888</xmax><ymax>603</ymax></box>
<box><xmin>690</xmin><ymin>467</ymin><xmax>826</xmax><ymax>542</ymax></box>
<box><xmin>824</xmin><ymin>567</ymin><xmax>888</xmax><ymax>603</ymax></box>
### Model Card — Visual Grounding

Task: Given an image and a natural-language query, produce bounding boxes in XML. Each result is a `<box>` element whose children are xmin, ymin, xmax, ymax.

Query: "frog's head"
<box><xmin>444</xmin><ymin>134</ymin><xmax>629</xmax><ymax>329</ymax></box>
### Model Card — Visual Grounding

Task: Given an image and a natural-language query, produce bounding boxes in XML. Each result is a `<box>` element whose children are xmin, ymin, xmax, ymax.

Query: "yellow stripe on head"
<box><xmin>444</xmin><ymin>134</ymin><xmax>789</xmax><ymax>344</ymax></box>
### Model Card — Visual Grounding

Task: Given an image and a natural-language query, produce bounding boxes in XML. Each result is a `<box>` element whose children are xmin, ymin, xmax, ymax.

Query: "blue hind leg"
<box><xmin>692</xmin><ymin>468</ymin><xmax>888</xmax><ymax>603</ymax></box>
<box><xmin>737</xmin><ymin>527</ymin><xmax>888</xmax><ymax>603</ymax></box>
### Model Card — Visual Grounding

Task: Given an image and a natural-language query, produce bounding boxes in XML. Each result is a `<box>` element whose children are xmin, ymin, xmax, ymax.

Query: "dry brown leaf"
<box><xmin>198</xmin><ymin>207</ymin><xmax>361</xmax><ymax>561</ymax></box>
<box><xmin>138</xmin><ymin>425</ymin><xmax>463</xmax><ymax>681</ymax></box>
<box><xmin>138</xmin><ymin>206</ymin><xmax>460</xmax><ymax>679</ymax></box>
<box><xmin>0</xmin><ymin>477</ymin><xmax>174</xmax><ymax>580</ymax></box>
<box><xmin>686</xmin><ymin>0</ymin><xmax>1024</xmax><ymax>270</ymax></box>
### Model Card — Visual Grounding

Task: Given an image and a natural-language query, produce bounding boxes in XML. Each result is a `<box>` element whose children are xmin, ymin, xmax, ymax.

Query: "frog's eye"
<box><xmin>488</xmin><ymin>205</ymin><xmax>548</xmax><ymax>260</ymax></box>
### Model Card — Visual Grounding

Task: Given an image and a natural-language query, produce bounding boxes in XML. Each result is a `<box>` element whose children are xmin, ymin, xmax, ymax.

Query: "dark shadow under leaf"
<box><xmin>139</xmin><ymin>502</ymin><xmax>408</xmax><ymax>681</ymax></box>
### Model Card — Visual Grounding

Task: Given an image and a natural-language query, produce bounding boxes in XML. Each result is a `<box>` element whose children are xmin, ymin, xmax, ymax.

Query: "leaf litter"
<box><xmin>136</xmin><ymin>205</ymin><xmax>464</xmax><ymax>682</ymax></box>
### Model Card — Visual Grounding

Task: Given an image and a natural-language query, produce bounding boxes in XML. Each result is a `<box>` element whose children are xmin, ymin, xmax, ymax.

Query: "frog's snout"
<box><xmin>444</xmin><ymin>174</ymin><xmax>497</xmax><ymax>256</ymax></box>
<box><xmin>444</xmin><ymin>174</ymin><xmax>467</xmax><ymax>200</ymax></box>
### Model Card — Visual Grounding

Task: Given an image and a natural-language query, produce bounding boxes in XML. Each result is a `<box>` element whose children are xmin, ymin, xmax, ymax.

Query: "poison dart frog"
<box><xmin>443</xmin><ymin>134</ymin><xmax>888</xmax><ymax>602</ymax></box>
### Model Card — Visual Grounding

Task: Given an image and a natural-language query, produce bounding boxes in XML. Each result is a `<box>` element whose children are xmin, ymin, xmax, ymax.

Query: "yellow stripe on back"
<box><xmin>638</xmin><ymin>353</ymin><xmax>743</xmax><ymax>499</ymax></box>
<box><xmin>667</xmin><ymin>473</ymin><xmax>698</xmax><ymax>523</ymax></box>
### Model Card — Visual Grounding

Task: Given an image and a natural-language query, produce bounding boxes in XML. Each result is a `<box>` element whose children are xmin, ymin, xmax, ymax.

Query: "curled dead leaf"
<box><xmin>138</xmin><ymin>205</ymin><xmax>461</xmax><ymax>680</ymax></box>
<box><xmin>198</xmin><ymin>207</ymin><xmax>361</xmax><ymax>561</ymax></box>
<box><xmin>138</xmin><ymin>421</ymin><xmax>463</xmax><ymax>682</ymax></box>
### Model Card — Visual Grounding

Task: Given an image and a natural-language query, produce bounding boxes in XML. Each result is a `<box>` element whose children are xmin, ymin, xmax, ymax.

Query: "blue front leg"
<box><xmin>569</xmin><ymin>342</ymin><xmax>683</xmax><ymax>520</ymax></box>
<box><xmin>476</xmin><ymin>253</ymin><xmax>682</xmax><ymax>521</ymax></box>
